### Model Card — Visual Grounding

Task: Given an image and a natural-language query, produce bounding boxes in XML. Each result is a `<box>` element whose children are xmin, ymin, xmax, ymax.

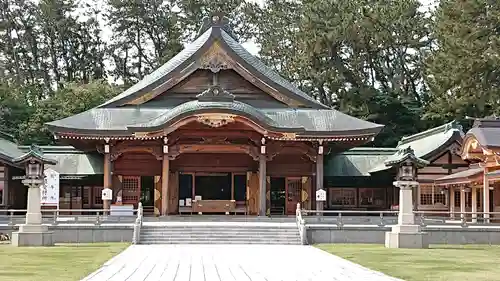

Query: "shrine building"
<box><xmin>1</xmin><ymin>14</ymin><xmax>496</xmax><ymax>219</ymax></box>
<box><xmin>44</xmin><ymin>14</ymin><xmax>384</xmax><ymax>216</ymax></box>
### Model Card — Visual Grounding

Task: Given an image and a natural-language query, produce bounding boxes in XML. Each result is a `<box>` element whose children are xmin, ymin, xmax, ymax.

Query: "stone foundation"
<box><xmin>11</xmin><ymin>231</ymin><xmax>54</xmax><ymax>247</ymax></box>
<box><xmin>11</xmin><ymin>224</ymin><xmax>54</xmax><ymax>246</ymax></box>
<box><xmin>384</xmin><ymin>231</ymin><xmax>429</xmax><ymax>249</ymax></box>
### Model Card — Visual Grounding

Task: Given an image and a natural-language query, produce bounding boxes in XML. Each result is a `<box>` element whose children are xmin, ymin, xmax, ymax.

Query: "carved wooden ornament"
<box><xmin>199</xmin><ymin>42</ymin><xmax>232</xmax><ymax>73</ymax></box>
<box><xmin>196</xmin><ymin>114</ymin><xmax>235</xmax><ymax>128</ymax></box>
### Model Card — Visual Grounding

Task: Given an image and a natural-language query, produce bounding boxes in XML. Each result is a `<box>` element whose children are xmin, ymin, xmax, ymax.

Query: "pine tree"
<box><xmin>424</xmin><ymin>0</ymin><xmax>500</xmax><ymax>122</ymax></box>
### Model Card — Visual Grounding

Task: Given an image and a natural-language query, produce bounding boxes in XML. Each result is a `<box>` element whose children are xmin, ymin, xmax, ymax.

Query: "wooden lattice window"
<box><xmin>122</xmin><ymin>176</ymin><xmax>140</xmax><ymax>204</ymax></box>
<box><xmin>420</xmin><ymin>185</ymin><xmax>447</xmax><ymax>206</ymax></box>
<box><xmin>286</xmin><ymin>178</ymin><xmax>302</xmax><ymax>201</ymax></box>
<box><xmin>94</xmin><ymin>186</ymin><xmax>103</xmax><ymax>206</ymax></box>
<box><xmin>477</xmin><ymin>190</ymin><xmax>482</xmax><ymax>209</ymax></box>
<box><xmin>328</xmin><ymin>188</ymin><xmax>356</xmax><ymax>207</ymax></box>
<box><xmin>454</xmin><ymin>191</ymin><xmax>460</xmax><ymax>207</ymax></box>
<box><xmin>419</xmin><ymin>186</ymin><xmax>433</xmax><ymax>205</ymax></box>
<box><xmin>466</xmin><ymin>191</ymin><xmax>472</xmax><ymax>208</ymax></box>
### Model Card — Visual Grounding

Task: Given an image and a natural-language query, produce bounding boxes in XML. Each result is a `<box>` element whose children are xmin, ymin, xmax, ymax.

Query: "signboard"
<box><xmin>316</xmin><ymin>189</ymin><xmax>326</xmax><ymax>202</ymax></box>
<box><xmin>101</xmin><ymin>188</ymin><xmax>113</xmax><ymax>201</ymax></box>
<box><xmin>42</xmin><ymin>168</ymin><xmax>59</xmax><ymax>207</ymax></box>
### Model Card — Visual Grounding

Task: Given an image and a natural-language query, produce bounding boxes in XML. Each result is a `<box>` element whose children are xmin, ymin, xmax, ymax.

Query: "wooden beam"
<box><xmin>170</xmin><ymin>129</ymin><xmax>262</xmax><ymax>141</ymax></box>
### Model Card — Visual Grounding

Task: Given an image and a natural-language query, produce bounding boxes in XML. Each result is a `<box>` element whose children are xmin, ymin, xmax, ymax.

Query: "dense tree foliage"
<box><xmin>424</xmin><ymin>0</ymin><xmax>500</xmax><ymax>123</ymax></box>
<box><xmin>0</xmin><ymin>0</ymin><xmax>497</xmax><ymax>146</ymax></box>
<box><xmin>248</xmin><ymin>0</ymin><xmax>431</xmax><ymax>146</ymax></box>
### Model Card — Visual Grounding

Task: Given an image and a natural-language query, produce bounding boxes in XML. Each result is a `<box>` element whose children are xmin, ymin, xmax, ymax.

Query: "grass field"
<box><xmin>317</xmin><ymin>244</ymin><xmax>500</xmax><ymax>281</ymax></box>
<box><xmin>0</xmin><ymin>243</ymin><xmax>128</xmax><ymax>281</ymax></box>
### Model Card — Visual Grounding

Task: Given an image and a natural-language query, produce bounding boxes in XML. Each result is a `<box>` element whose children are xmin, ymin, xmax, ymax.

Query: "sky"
<box><xmin>81</xmin><ymin>0</ymin><xmax>437</xmax><ymax>83</ymax></box>
<box><xmin>92</xmin><ymin>0</ymin><xmax>437</xmax><ymax>57</ymax></box>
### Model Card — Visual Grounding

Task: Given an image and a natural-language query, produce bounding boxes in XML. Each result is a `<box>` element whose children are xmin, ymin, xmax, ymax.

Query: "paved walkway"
<box><xmin>82</xmin><ymin>245</ymin><xmax>400</xmax><ymax>281</ymax></box>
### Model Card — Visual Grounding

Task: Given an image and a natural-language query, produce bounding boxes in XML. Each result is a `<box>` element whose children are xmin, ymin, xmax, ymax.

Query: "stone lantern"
<box><xmin>11</xmin><ymin>145</ymin><xmax>57</xmax><ymax>247</ymax></box>
<box><xmin>384</xmin><ymin>146</ymin><xmax>430</xmax><ymax>249</ymax></box>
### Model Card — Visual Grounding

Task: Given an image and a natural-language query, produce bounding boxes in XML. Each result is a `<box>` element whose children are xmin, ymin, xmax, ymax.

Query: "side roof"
<box><xmin>18</xmin><ymin>146</ymin><xmax>103</xmax><ymax>176</ymax></box>
<box><xmin>0</xmin><ymin>132</ymin><xmax>24</xmax><ymax>165</ymax></box>
<box><xmin>324</xmin><ymin>147</ymin><xmax>397</xmax><ymax>177</ymax></box>
<box><xmin>369</xmin><ymin>120</ymin><xmax>464</xmax><ymax>173</ymax></box>
<box><xmin>462</xmin><ymin>117</ymin><xmax>500</xmax><ymax>150</ymax></box>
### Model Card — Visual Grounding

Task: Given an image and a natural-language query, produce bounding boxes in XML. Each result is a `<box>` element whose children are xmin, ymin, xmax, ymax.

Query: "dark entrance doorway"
<box><xmin>286</xmin><ymin>178</ymin><xmax>302</xmax><ymax>215</ymax></box>
<box><xmin>270</xmin><ymin>177</ymin><xmax>286</xmax><ymax>215</ymax></box>
<box><xmin>194</xmin><ymin>173</ymin><xmax>231</xmax><ymax>200</ymax></box>
<box><xmin>140</xmin><ymin>176</ymin><xmax>155</xmax><ymax>213</ymax></box>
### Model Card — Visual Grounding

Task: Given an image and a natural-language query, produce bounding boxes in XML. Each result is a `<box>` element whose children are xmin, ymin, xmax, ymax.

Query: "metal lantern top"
<box><xmin>13</xmin><ymin>144</ymin><xmax>57</xmax><ymax>180</ymax></box>
<box><xmin>384</xmin><ymin>146</ymin><xmax>429</xmax><ymax>181</ymax></box>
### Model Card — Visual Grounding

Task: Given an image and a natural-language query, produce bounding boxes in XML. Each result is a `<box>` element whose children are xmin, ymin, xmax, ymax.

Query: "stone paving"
<box><xmin>82</xmin><ymin>244</ymin><xmax>401</xmax><ymax>281</ymax></box>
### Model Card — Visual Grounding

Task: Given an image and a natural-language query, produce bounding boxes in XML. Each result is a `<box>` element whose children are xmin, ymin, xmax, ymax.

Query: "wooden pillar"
<box><xmin>449</xmin><ymin>188</ymin><xmax>455</xmax><ymax>219</ymax></box>
<box><xmin>484</xmin><ymin>168</ymin><xmax>490</xmax><ymax>222</ymax></box>
<box><xmin>154</xmin><ymin>176</ymin><xmax>161</xmax><ymax>216</ymax></box>
<box><xmin>103</xmin><ymin>142</ymin><xmax>111</xmax><ymax>212</ymax></box>
<box><xmin>259</xmin><ymin>138</ymin><xmax>267</xmax><ymax>216</ymax></box>
<box><xmin>3</xmin><ymin>166</ymin><xmax>8</xmax><ymax>207</ymax></box>
<box><xmin>471</xmin><ymin>185</ymin><xmax>477</xmax><ymax>223</ymax></box>
<box><xmin>460</xmin><ymin>187</ymin><xmax>466</xmax><ymax>220</ymax></box>
<box><xmin>161</xmin><ymin>137</ymin><xmax>169</xmax><ymax>216</ymax></box>
<box><xmin>316</xmin><ymin>142</ymin><xmax>324</xmax><ymax>214</ymax></box>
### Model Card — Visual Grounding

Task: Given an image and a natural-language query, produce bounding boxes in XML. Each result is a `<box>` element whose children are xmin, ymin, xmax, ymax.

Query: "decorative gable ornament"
<box><xmin>199</xmin><ymin>43</ymin><xmax>232</xmax><ymax>73</ymax></box>
<box><xmin>196</xmin><ymin>85</ymin><xmax>235</xmax><ymax>102</ymax></box>
<box><xmin>196</xmin><ymin>12</ymin><xmax>238</xmax><ymax>41</ymax></box>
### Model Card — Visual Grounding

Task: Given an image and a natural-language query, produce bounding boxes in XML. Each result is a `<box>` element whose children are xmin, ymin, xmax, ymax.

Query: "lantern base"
<box><xmin>11</xmin><ymin>225</ymin><xmax>54</xmax><ymax>247</ymax></box>
<box><xmin>385</xmin><ymin>230</ymin><xmax>428</xmax><ymax>249</ymax></box>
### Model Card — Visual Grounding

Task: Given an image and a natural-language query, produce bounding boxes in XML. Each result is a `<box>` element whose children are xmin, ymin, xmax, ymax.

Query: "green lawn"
<box><xmin>0</xmin><ymin>243</ymin><xmax>129</xmax><ymax>281</ymax></box>
<box><xmin>317</xmin><ymin>244</ymin><xmax>500</xmax><ymax>281</ymax></box>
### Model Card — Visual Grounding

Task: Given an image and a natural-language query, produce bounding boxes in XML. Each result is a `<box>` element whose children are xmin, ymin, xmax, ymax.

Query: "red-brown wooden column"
<box><xmin>161</xmin><ymin>137</ymin><xmax>170</xmax><ymax>216</ymax></box>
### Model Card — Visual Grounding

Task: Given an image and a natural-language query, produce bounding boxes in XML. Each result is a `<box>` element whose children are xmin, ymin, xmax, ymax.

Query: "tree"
<box><xmin>106</xmin><ymin>0</ymin><xmax>183</xmax><ymax>85</ymax></box>
<box><xmin>424</xmin><ymin>0</ymin><xmax>500</xmax><ymax>122</ymax></box>
<box><xmin>174</xmin><ymin>0</ymin><xmax>258</xmax><ymax>42</ymax></box>
<box><xmin>20</xmin><ymin>80</ymin><xmax>119</xmax><ymax>145</ymax></box>
<box><xmin>0</xmin><ymin>0</ymin><xmax>107</xmax><ymax>95</ymax></box>
<box><xmin>0</xmin><ymin>82</ymin><xmax>36</xmax><ymax>142</ymax></box>
<box><xmin>248</xmin><ymin>0</ymin><xmax>431</xmax><ymax>146</ymax></box>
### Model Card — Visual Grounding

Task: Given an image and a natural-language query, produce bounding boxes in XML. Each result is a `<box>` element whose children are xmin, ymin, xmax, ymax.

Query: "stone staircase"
<box><xmin>138</xmin><ymin>222</ymin><xmax>301</xmax><ymax>245</ymax></box>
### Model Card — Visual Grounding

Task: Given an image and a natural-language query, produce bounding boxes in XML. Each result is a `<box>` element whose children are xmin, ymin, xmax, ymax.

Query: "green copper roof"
<box><xmin>19</xmin><ymin>146</ymin><xmax>103</xmax><ymax>175</ymax></box>
<box><xmin>129</xmin><ymin>100</ymin><xmax>285</xmax><ymax>131</ymax></box>
<box><xmin>47</xmin><ymin>14</ymin><xmax>384</xmax><ymax>140</ymax></box>
<box><xmin>0</xmin><ymin>136</ymin><xmax>24</xmax><ymax>164</ymax></box>
<box><xmin>48</xmin><ymin>102</ymin><xmax>383</xmax><ymax>136</ymax></box>
<box><xmin>101</xmin><ymin>29</ymin><xmax>214</xmax><ymax>107</ymax></box>
<box><xmin>324</xmin><ymin>147</ymin><xmax>397</xmax><ymax>177</ymax></box>
<box><xmin>369</xmin><ymin>121</ymin><xmax>463</xmax><ymax>173</ymax></box>
<box><xmin>101</xmin><ymin>26</ymin><xmax>325</xmax><ymax>109</ymax></box>
<box><xmin>219</xmin><ymin>29</ymin><xmax>322</xmax><ymax>107</ymax></box>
